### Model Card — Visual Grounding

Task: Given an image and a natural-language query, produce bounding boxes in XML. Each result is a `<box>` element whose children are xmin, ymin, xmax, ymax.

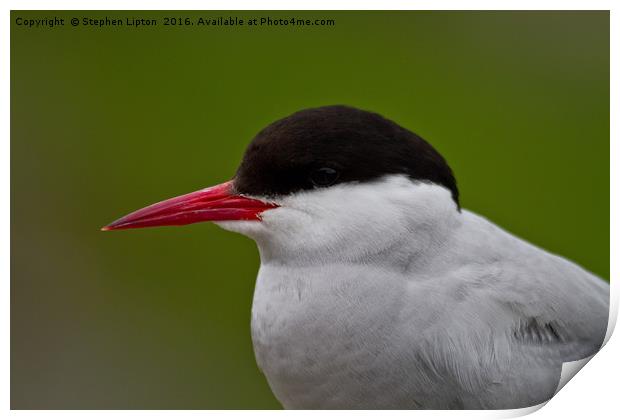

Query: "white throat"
<box><xmin>217</xmin><ymin>175</ymin><xmax>461</xmax><ymax>270</ymax></box>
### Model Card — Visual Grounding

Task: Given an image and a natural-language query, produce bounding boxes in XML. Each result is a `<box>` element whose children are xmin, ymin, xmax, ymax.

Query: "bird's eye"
<box><xmin>309</xmin><ymin>167</ymin><xmax>339</xmax><ymax>187</ymax></box>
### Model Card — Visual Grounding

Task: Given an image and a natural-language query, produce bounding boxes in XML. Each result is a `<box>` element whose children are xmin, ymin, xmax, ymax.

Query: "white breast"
<box><xmin>251</xmin><ymin>262</ymin><xmax>424</xmax><ymax>409</ymax></box>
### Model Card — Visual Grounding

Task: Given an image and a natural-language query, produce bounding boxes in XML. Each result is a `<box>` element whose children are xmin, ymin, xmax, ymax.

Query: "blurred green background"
<box><xmin>11</xmin><ymin>11</ymin><xmax>609</xmax><ymax>409</ymax></box>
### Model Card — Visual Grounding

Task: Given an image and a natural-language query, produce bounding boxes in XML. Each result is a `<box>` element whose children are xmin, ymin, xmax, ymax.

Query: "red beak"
<box><xmin>101</xmin><ymin>181</ymin><xmax>277</xmax><ymax>231</ymax></box>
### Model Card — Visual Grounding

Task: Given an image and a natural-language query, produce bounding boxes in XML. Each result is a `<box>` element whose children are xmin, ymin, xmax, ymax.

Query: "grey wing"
<box><xmin>491</xmin><ymin>253</ymin><xmax>608</xmax><ymax>407</ymax></box>
<box><xmin>500</xmin><ymin>251</ymin><xmax>609</xmax><ymax>362</ymax></box>
<box><xmin>474</xmin><ymin>252</ymin><xmax>607</xmax><ymax>408</ymax></box>
<box><xmin>414</xmin><ymin>250</ymin><xmax>609</xmax><ymax>409</ymax></box>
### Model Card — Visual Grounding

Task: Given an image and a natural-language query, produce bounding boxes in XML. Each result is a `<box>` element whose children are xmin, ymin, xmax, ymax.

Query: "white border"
<box><xmin>3</xmin><ymin>1</ymin><xmax>617</xmax><ymax>419</ymax></box>
<box><xmin>1</xmin><ymin>0</ymin><xmax>619</xmax><ymax>11</ymax></box>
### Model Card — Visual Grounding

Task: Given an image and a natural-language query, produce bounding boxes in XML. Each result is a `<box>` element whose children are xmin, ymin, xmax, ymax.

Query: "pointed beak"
<box><xmin>101</xmin><ymin>181</ymin><xmax>277</xmax><ymax>231</ymax></box>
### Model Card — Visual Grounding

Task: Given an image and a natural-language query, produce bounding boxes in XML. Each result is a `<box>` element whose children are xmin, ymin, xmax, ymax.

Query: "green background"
<box><xmin>11</xmin><ymin>11</ymin><xmax>609</xmax><ymax>409</ymax></box>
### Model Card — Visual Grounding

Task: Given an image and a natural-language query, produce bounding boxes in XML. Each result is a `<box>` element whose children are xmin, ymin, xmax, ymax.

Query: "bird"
<box><xmin>102</xmin><ymin>105</ymin><xmax>609</xmax><ymax>409</ymax></box>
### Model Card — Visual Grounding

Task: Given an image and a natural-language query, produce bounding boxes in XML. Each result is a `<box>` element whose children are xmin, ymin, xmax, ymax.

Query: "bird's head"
<box><xmin>102</xmin><ymin>106</ymin><xmax>460</xmax><ymax>264</ymax></box>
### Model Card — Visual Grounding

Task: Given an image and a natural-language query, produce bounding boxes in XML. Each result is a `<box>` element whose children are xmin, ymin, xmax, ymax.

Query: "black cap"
<box><xmin>234</xmin><ymin>105</ymin><xmax>459</xmax><ymax>208</ymax></box>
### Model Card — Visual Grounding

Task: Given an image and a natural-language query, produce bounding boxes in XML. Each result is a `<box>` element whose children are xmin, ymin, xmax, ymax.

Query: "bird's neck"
<box><xmin>256</xmin><ymin>205</ymin><xmax>461</xmax><ymax>272</ymax></box>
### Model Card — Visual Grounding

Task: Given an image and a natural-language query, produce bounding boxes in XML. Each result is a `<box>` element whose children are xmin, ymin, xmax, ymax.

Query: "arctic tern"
<box><xmin>103</xmin><ymin>105</ymin><xmax>609</xmax><ymax>409</ymax></box>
